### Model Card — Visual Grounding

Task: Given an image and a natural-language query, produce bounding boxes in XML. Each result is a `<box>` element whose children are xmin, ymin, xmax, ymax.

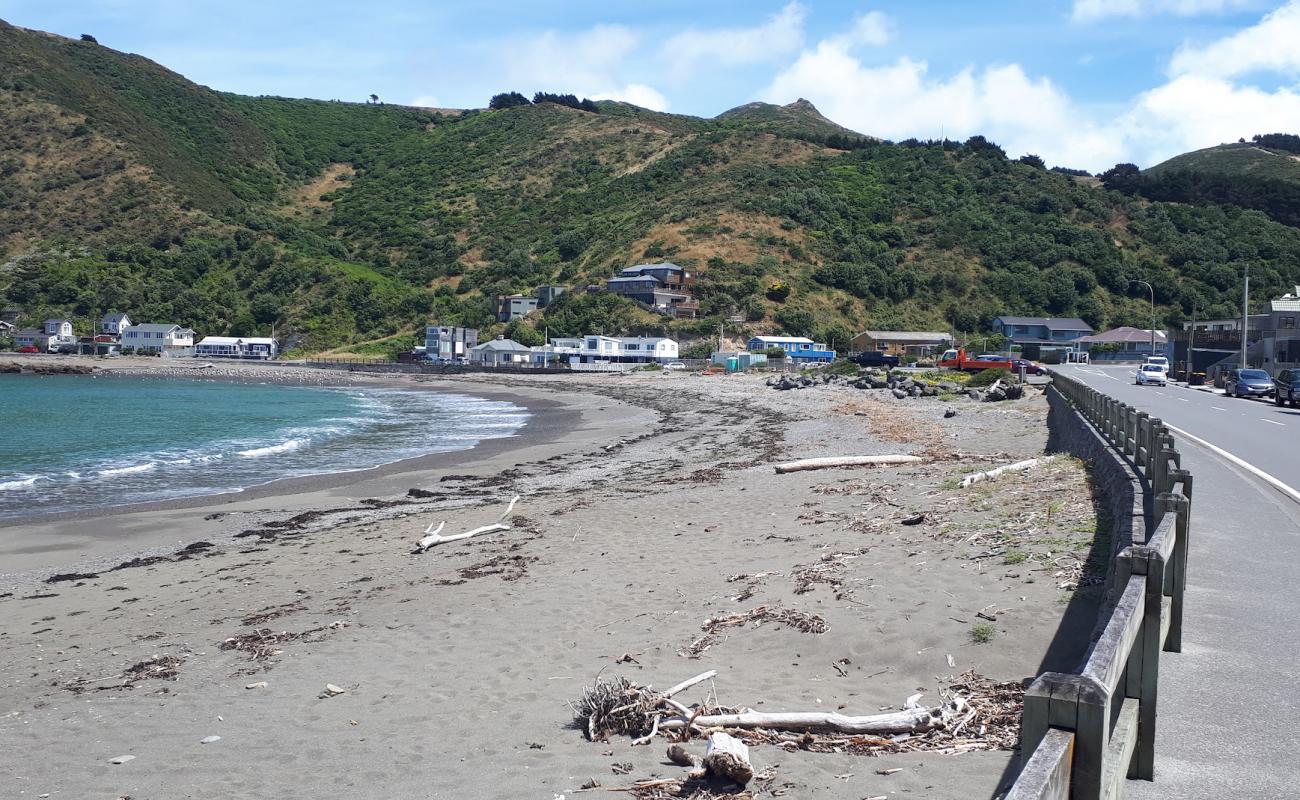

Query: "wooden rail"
<box><xmin>1006</xmin><ymin>371</ymin><xmax>1192</xmax><ymax>800</ymax></box>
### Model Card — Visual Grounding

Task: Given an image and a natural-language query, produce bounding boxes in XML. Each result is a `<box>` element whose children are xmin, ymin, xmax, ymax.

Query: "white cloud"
<box><xmin>591</xmin><ymin>84</ymin><xmax>671</xmax><ymax>111</ymax></box>
<box><xmin>661</xmin><ymin>2</ymin><xmax>807</xmax><ymax>80</ymax></box>
<box><xmin>1072</xmin><ymin>0</ymin><xmax>1254</xmax><ymax>22</ymax></box>
<box><xmin>762</xmin><ymin>6</ymin><xmax>1300</xmax><ymax>171</ymax></box>
<box><xmin>828</xmin><ymin>10</ymin><xmax>892</xmax><ymax>48</ymax></box>
<box><xmin>409</xmin><ymin>94</ymin><xmax>441</xmax><ymax>108</ymax></box>
<box><xmin>1168</xmin><ymin>0</ymin><xmax>1300</xmax><ymax>77</ymax></box>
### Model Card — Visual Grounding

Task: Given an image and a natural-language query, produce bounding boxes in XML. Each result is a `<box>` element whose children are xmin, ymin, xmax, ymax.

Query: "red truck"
<box><xmin>938</xmin><ymin>348</ymin><xmax>1015</xmax><ymax>372</ymax></box>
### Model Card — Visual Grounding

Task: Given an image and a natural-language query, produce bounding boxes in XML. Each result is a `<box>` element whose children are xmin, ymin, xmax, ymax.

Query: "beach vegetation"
<box><xmin>970</xmin><ymin>623</ymin><xmax>997</xmax><ymax>644</ymax></box>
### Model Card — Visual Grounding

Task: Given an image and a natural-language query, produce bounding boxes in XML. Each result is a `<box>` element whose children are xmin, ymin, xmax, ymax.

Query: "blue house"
<box><xmin>747</xmin><ymin>335</ymin><xmax>835</xmax><ymax>363</ymax></box>
<box><xmin>992</xmin><ymin>316</ymin><xmax>1093</xmax><ymax>346</ymax></box>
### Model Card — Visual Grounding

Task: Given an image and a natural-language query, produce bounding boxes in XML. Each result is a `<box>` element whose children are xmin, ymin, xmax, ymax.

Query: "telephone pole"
<box><xmin>1240</xmin><ymin>267</ymin><xmax>1250</xmax><ymax>369</ymax></box>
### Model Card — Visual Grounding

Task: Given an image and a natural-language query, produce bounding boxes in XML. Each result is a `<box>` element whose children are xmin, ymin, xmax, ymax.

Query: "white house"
<box><xmin>469</xmin><ymin>337</ymin><xmax>533</xmax><ymax>366</ymax></box>
<box><xmin>122</xmin><ymin>323</ymin><xmax>196</xmax><ymax>354</ymax></box>
<box><xmin>543</xmin><ymin>335</ymin><xmax>678</xmax><ymax>364</ymax></box>
<box><xmin>194</xmin><ymin>336</ymin><xmax>277</xmax><ymax>360</ymax></box>
<box><xmin>100</xmin><ymin>312</ymin><xmax>132</xmax><ymax>336</ymax></box>
<box><xmin>0</xmin><ymin>320</ymin><xmax>14</xmax><ymax>335</ymax></box>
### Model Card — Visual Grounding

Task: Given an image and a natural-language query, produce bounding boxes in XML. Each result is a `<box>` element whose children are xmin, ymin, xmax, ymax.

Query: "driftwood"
<box><xmin>960</xmin><ymin>457</ymin><xmax>1053</xmax><ymax>488</ymax></box>
<box><xmin>704</xmin><ymin>732</ymin><xmax>753</xmax><ymax>785</ymax></box>
<box><xmin>658</xmin><ymin>699</ymin><xmax>966</xmax><ymax>735</ymax></box>
<box><xmin>415</xmin><ymin>495</ymin><xmax>520</xmax><ymax>552</ymax></box>
<box><xmin>773</xmin><ymin>455</ymin><xmax>923</xmax><ymax>474</ymax></box>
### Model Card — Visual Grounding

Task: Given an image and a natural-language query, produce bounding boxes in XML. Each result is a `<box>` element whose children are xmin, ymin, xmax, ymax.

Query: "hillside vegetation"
<box><xmin>3</xmin><ymin>20</ymin><xmax>1300</xmax><ymax>354</ymax></box>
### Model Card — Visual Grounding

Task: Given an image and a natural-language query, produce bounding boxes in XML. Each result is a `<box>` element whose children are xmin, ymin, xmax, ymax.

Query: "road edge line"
<box><xmin>1163</xmin><ymin>421</ymin><xmax>1300</xmax><ymax>506</ymax></box>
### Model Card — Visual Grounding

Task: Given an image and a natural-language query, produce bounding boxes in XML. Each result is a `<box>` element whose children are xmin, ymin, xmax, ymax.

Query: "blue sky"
<box><xmin>3</xmin><ymin>0</ymin><xmax>1299</xmax><ymax>170</ymax></box>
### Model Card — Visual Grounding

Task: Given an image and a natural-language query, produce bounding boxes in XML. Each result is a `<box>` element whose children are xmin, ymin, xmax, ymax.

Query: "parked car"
<box><xmin>1273</xmin><ymin>368</ymin><xmax>1300</xmax><ymax>407</ymax></box>
<box><xmin>1224</xmin><ymin>368</ymin><xmax>1274</xmax><ymax>399</ymax></box>
<box><xmin>15</xmin><ymin>345</ymin><xmax>40</xmax><ymax>353</ymax></box>
<box><xmin>1010</xmin><ymin>358</ymin><xmax>1044</xmax><ymax>375</ymax></box>
<box><xmin>664</xmin><ymin>362</ymin><xmax>686</xmax><ymax>371</ymax></box>
<box><xmin>850</xmin><ymin>351</ymin><xmax>900</xmax><ymax>368</ymax></box>
<box><xmin>1135</xmin><ymin>363</ymin><xmax>1167</xmax><ymax>386</ymax></box>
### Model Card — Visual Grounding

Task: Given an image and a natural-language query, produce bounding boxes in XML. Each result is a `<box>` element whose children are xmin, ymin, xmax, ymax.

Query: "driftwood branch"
<box><xmin>704</xmin><ymin>732</ymin><xmax>753</xmax><ymax>785</ymax></box>
<box><xmin>774</xmin><ymin>455</ymin><xmax>922</xmax><ymax>474</ymax></box>
<box><xmin>663</xmin><ymin>670</ymin><xmax>717</xmax><ymax>698</ymax></box>
<box><xmin>415</xmin><ymin>495</ymin><xmax>521</xmax><ymax>552</ymax></box>
<box><xmin>960</xmin><ymin>457</ymin><xmax>1053</xmax><ymax>488</ymax></box>
<box><xmin>659</xmin><ymin>698</ymin><xmax>966</xmax><ymax>734</ymax></box>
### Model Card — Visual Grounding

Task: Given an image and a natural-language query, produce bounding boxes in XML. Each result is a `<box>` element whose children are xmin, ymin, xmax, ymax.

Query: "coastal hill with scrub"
<box><xmin>3</xmin><ymin>20</ymin><xmax>1300</xmax><ymax>355</ymax></box>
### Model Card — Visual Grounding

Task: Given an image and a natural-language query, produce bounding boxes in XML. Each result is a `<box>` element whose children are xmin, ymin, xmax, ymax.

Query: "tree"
<box><xmin>503</xmin><ymin>318</ymin><xmax>544</xmax><ymax>347</ymax></box>
<box><xmin>79</xmin><ymin>34</ymin><xmax>98</xmax><ymax>43</ymax></box>
<box><xmin>489</xmin><ymin>92</ymin><xmax>531</xmax><ymax>110</ymax></box>
<box><xmin>1099</xmin><ymin>163</ymin><xmax>1142</xmax><ymax>195</ymax></box>
<box><xmin>1018</xmin><ymin>154</ymin><xmax>1046</xmax><ymax>169</ymax></box>
<box><xmin>369</xmin><ymin>94</ymin><xmax>379</xmax><ymax>105</ymax></box>
<box><xmin>775</xmin><ymin>307</ymin><xmax>815</xmax><ymax>338</ymax></box>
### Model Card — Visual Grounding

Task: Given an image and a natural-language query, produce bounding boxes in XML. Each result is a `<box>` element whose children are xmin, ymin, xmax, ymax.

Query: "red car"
<box><xmin>15</xmin><ymin>346</ymin><xmax>40</xmax><ymax>354</ymax></box>
<box><xmin>1010</xmin><ymin>358</ymin><xmax>1044</xmax><ymax>375</ymax></box>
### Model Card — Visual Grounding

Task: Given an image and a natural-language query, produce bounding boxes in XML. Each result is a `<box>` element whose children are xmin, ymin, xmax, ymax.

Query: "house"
<box><xmin>43</xmin><ymin>318</ymin><xmax>74</xmax><ymax>339</ymax></box>
<box><xmin>536</xmin><ymin>285</ymin><xmax>567</xmax><ymax>308</ymax></box>
<box><xmin>100</xmin><ymin>312</ymin><xmax>132</xmax><ymax>336</ymax></box>
<box><xmin>497</xmin><ymin>295</ymin><xmax>539</xmax><ymax>322</ymax></box>
<box><xmin>539</xmin><ymin>335</ymin><xmax>679</xmax><ymax>365</ymax></box>
<box><xmin>1075</xmin><ymin>326</ymin><xmax>1168</xmax><ymax>358</ymax></box>
<box><xmin>1260</xmin><ymin>286</ymin><xmax>1300</xmax><ymax>370</ymax></box>
<box><xmin>606</xmin><ymin>264</ymin><xmax>698</xmax><ymax>319</ymax></box>
<box><xmin>194</xmin><ymin>336</ymin><xmax>276</xmax><ymax>360</ymax></box>
<box><xmin>470</xmin><ymin>337</ymin><xmax>533</xmax><ymax>367</ymax></box>
<box><xmin>0</xmin><ymin>320</ymin><xmax>14</xmax><ymax>335</ymax></box>
<box><xmin>747</xmin><ymin>335</ymin><xmax>835</xmax><ymax>364</ymax></box>
<box><xmin>78</xmin><ymin>336</ymin><xmax>121</xmax><ymax>356</ymax></box>
<box><xmin>992</xmin><ymin>316</ymin><xmax>1093</xmax><ymax>345</ymax></box>
<box><xmin>850</xmin><ymin>330</ymin><xmax>953</xmax><ymax>357</ymax></box>
<box><xmin>122</xmin><ymin>324</ymin><xmax>196</xmax><ymax>355</ymax></box>
<box><xmin>12</xmin><ymin>329</ymin><xmax>53</xmax><ymax>351</ymax></box>
<box><xmin>424</xmin><ymin>326</ymin><xmax>478</xmax><ymax>361</ymax></box>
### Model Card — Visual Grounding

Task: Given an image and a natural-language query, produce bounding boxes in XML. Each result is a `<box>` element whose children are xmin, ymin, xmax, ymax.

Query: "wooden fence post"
<box><xmin>1163</xmin><ymin>493</ymin><xmax>1190</xmax><ymax>653</ymax></box>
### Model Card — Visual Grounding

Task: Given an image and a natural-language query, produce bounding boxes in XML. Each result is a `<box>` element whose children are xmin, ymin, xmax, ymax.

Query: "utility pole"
<box><xmin>1132</xmin><ymin>280</ymin><xmax>1155</xmax><ymax>358</ymax></box>
<box><xmin>1240</xmin><ymin>267</ymin><xmax>1250</xmax><ymax>368</ymax></box>
<box><xmin>717</xmin><ymin>321</ymin><xmax>724</xmax><ymax>355</ymax></box>
<box><xmin>1187</xmin><ymin>304</ymin><xmax>1197</xmax><ymax>382</ymax></box>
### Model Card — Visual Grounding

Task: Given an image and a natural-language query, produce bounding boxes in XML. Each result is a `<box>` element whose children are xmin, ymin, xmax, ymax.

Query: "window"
<box><xmin>1283</xmin><ymin>316</ymin><xmax>1296</xmax><ymax>329</ymax></box>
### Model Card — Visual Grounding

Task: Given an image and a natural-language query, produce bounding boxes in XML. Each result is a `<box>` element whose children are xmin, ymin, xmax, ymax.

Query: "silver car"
<box><xmin>1135</xmin><ymin>364</ymin><xmax>1167</xmax><ymax>386</ymax></box>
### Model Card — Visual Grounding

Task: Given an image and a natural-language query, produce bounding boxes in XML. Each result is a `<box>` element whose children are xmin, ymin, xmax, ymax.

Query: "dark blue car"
<box><xmin>1225</xmin><ymin>368</ymin><xmax>1273</xmax><ymax>399</ymax></box>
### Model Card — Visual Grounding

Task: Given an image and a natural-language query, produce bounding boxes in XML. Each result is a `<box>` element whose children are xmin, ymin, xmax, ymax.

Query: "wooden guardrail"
<box><xmin>1007</xmin><ymin>371</ymin><xmax>1192</xmax><ymax>800</ymax></box>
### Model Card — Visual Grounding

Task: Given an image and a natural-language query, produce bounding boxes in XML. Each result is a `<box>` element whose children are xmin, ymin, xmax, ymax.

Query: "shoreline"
<box><xmin>0</xmin><ymin>360</ymin><xmax>649</xmax><ymax>579</ymax></box>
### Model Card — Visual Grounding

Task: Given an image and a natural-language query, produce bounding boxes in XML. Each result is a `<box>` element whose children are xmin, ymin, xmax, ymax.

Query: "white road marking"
<box><xmin>1261</xmin><ymin>419</ymin><xmax>1286</xmax><ymax>426</ymax></box>
<box><xmin>1164</xmin><ymin>422</ymin><xmax>1300</xmax><ymax>506</ymax></box>
<box><xmin>1177</xmin><ymin>397</ymin><xmax>1189</xmax><ymax>402</ymax></box>
<box><xmin>1211</xmin><ymin>406</ymin><xmax>1226</xmax><ymax>411</ymax></box>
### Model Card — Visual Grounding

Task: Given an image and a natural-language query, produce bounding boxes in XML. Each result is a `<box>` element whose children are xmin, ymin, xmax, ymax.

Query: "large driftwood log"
<box><xmin>415</xmin><ymin>495</ymin><xmax>520</xmax><ymax>552</ymax></box>
<box><xmin>773</xmin><ymin>455</ymin><xmax>923</xmax><ymax>474</ymax></box>
<box><xmin>960</xmin><ymin>457</ymin><xmax>1053</xmax><ymax>488</ymax></box>
<box><xmin>703</xmin><ymin>732</ymin><xmax>753</xmax><ymax>786</ymax></box>
<box><xmin>659</xmin><ymin>698</ymin><xmax>965</xmax><ymax>734</ymax></box>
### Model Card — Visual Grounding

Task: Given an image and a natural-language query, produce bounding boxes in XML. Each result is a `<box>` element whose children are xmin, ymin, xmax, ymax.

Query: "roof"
<box><xmin>13</xmin><ymin>328</ymin><xmax>45</xmax><ymax>336</ymax></box>
<box><xmin>126</xmin><ymin>323</ymin><xmax>185</xmax><ymax>333</ymax></box>
<box><xmin>996</xmin><ymin>316</ymin><xmax>1094</xmax><ymax>331</ymax></box>
<box><xmin>857</xmin><ymin>330</ymin><xmax>953</xmax><ymax>342</ymax></box>
<box><xmin>616</xmin><ymin>337</ymin><xmax>674</xmax><ymax>345</ymax></box>
<box><xmin>622</xmin><ymin>262</ymin><xmax>684</xmax><ymax>274</ymax></box>
<box><xmin>44</xmin><ymin>318</ymin><xmax>71</xmax><ymax>325</ymax></box>
<box><xmin>102</xmin><ymin>312</ymin><xmax>130</xmax><ymax>321</ymax></box>
<box><xmin>474</xmin><ymin>338</ymin><xmax>532</xmax><ymax>352</ymax></box>
<box><xmin>1076</xmin><ymin>326</ymin><xmax>1168</xmax><ymax>344</ymax></box>
<box><xmin>196</xmin><ymin>336</ymin><xmax>275</xmax><ymax>345</ymax></box>
<box><xmin>608</xmin><ymin>275</ymin><xmax>662</xmax><ymax>285</ymax></box>
<box><xmin>1271</xmin><ymin>286</ymin><xmax>1300</xmax><ymax>312</ymax></box>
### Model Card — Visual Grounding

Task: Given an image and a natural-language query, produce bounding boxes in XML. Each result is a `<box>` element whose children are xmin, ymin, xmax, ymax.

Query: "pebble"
<box><xmin>201</xmin><ymin>736</ymin><xmax>221</xmax><ymax>744</ymax></box>
<box><xmin>324</xmin><ymin>683</ymin><xmax>346</xmax><ymax>696</ymax></box>
<box><xmin>245</xmin><ymin>681</ymin><xmax>268</xmax><ymax>689</ymax></box>
<box><xmin>109</xmin><ymin>755</ymin><xmax>135</xmax><ymax>765</ymax></box>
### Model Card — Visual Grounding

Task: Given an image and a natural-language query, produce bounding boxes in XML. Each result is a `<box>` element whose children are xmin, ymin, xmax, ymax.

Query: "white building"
<box><xmin>469</xmin><ymin>337</ymin><xmax>533</xmax><ymax>366</ymax></box>
<box><xmin>541</xmin><ymin>335</ymin><xmax>678</xmax><ymax>364</ymax></box>
<box><xmin>194</xmin><ymin>336</ymin><xmax>277</xmax><ymax>360</ymax></box>
<box><xmin>100</xmin><ymin>312</ymin><xmax>132</xmax><ymax>336</ymax></box>
<box><xmin>122</xmin><ymin>323</ymin><xmax>195</xmax><ymax>355</ymax></box>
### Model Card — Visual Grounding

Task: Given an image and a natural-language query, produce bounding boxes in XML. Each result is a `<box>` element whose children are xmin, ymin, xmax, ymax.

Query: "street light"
<box><xmin>1131</xmin><ymin>280</ymin><xmax>1156</xmax><ymax>357</ymax></box>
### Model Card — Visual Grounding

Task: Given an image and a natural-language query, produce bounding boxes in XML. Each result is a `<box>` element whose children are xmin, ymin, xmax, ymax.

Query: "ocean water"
<box><xmin>0</xmin><ymin>375</ymin><xmax>529</xmax><ymax>520</ymax></box>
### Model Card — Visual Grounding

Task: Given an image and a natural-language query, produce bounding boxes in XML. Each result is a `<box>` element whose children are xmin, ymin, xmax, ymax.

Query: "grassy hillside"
<box><xmin>3</xmin><ymin>20</ymin><xmax>1300</xmax><ymax>355</ymax></box>
<box><xmin>1138</xmin><ymin>140</ymin><xmax>1300</xmax><ymax>227</ymax></box>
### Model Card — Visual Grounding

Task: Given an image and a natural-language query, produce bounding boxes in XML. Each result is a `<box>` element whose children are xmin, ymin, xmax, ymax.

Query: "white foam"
<box><xmin>0</xmin><ymin>476</ymin><xmax>43</xmax><ymax>491</ymax></box>
<box><xmin>238</xmin><ymin>438</ymin><xmax>307</xmax><ymax>458</ymax></box>
<box><xmin>98</xmin><ymin>463</ymin><xmax>157</xmax><ymax>477</ymax></box>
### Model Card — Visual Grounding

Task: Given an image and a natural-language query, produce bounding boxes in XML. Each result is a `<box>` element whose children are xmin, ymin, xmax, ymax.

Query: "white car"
<box><xmin>1144</xmin><ymin>356</ymin><xmax>1169</xmax><ymax>370</ymax></box>
<box><xmin>1135</xmin><ymin>364</ymin><xmax>1167</xmax><ymax>386</ymax></box>
<box><xmin>664</xmin><ymin>362</ymin><xmax>687</xmax><ymax>371</ymax></box>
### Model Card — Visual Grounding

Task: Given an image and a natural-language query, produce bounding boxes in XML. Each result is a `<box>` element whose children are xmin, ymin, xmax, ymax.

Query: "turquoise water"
<box><xmin>0</xmin><ymin>375</ymin><xmax>528</xmax><ymax>520</ymax></box>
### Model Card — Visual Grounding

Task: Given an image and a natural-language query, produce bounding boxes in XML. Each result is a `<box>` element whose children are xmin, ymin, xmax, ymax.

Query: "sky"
<box><xmin>3</xmin><ymin>0</ymin><xmax>1300</xmax><ymax>171</ymax></box>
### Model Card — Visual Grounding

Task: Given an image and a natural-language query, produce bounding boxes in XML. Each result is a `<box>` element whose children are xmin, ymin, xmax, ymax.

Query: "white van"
<box><xmin>1145</xmin><ymin>355</ymin><xmax>1169</xmax><ymax>369</ymax></box>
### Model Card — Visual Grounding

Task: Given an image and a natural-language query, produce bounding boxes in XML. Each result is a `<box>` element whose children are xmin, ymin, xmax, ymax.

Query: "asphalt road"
<box><xmin>1054</xmin><ymin>364</ymin><xmax>1300</xmax><ymax>799</ymax></box>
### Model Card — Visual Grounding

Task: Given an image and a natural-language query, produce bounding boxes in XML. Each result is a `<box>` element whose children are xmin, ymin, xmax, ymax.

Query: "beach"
<box><xmin>0</xmin><ymin>361</ymin><xmax>1102</xmax><ymax>799</ymax></box>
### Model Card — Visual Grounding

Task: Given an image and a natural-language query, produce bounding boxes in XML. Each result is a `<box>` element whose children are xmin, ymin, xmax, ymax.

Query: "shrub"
<box><xmin>970</xmin><ymin>623</ymin><xmax>997</xmax><ymax>644</ymax></box>
<box><xmin>968</xmin><ymin>368</ymin><xmax>1012</xmax><ymax>387</ymax></box>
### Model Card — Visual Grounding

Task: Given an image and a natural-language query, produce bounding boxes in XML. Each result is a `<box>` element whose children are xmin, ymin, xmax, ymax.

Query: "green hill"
<box><xmin>3</xmin><ymin>19</ymin><xmax>1300</xmax><ymax>355</ymax></box>
<box><xmin>1138</xmin><ymin>140</ymin><xmax>1300</xmax><ymax>226</ymax></box>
